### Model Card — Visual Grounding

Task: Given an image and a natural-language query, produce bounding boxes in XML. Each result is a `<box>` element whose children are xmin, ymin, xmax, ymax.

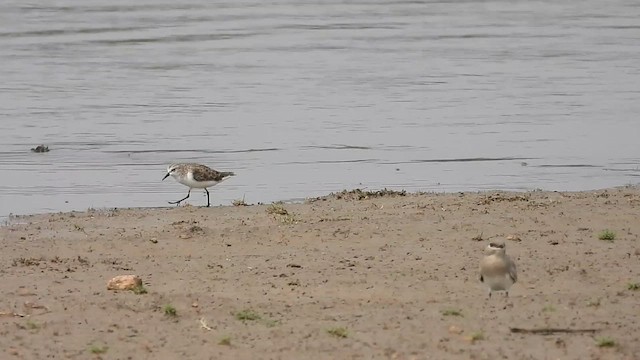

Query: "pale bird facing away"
<box><xmin>479</xmin><ymin>242</ymin><xmax>517</xmax><ymax>298</ymax></box>
<box><xmin>162</xmin><ymin>163</ymin><xmax>235</xmax><ymax>207</ymax></box>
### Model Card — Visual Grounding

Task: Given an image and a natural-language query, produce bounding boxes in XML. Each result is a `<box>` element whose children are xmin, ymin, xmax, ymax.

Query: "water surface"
<box><xmin>1</xmin><ymin>0</ymin><xmax>639</xmax><ymax>218</ymax></box>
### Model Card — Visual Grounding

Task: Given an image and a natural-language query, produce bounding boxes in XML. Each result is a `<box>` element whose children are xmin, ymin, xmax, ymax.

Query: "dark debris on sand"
<box><xmin>308</xmin><ymin>188</ymin><xmax>407</xmax><ymax>202</ymax></box>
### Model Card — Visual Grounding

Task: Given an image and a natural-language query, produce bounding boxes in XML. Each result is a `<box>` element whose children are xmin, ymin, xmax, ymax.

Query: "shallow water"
<box><xmin>1</xmin><ymin>0</ymin><xmax>639</xmax><ymax>218</ymax></box>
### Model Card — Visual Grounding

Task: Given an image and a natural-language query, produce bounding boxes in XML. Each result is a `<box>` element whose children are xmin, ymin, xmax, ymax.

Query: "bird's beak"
<box><xmin>162</xmin><ymin>173</ymin><xmax>170</xmax><ymax>181</ymax></box>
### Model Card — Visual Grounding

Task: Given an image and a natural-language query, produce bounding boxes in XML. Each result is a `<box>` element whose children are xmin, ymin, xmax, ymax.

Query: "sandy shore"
<box><xmin>1</xmin><ymin>187</ymin><xmax>639</xmax><ymax>359</ymax></box>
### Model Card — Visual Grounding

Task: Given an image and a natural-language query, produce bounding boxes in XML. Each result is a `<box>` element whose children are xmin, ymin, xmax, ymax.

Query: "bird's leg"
<box><xmin>205</xmin><ymin>188</ymin><xmax>210</xmax><ymax>207</ymax></box>
<box><xmin>169</xmin><ymin>189</ymin><xmax>191</xmax><ymax>206</ymax></box>
<box><xmin>505</xmin><ymin>291</ymin><xmax>509</xmax><ymax>298</ymax></box>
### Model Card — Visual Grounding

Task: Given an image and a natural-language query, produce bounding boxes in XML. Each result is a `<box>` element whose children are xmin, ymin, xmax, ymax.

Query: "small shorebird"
<box><xmin>479</xmin><ymin>241</ymin><xmax>518</xmax><ymax>298</ymax></box>
<box><xmin>162</xmin><ymin>163</ymin><xmax>235</xmax><ymax>207</ymax></box>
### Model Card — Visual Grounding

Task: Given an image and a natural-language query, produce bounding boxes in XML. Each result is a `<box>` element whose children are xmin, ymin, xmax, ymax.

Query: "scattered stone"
<box><xmin>507</xmin><ymin>234</ymin><xmax>521</xmax><ymax>242</ymax></box>
<box><xmin>448</xmin><ymin>325</ymin><xmax>463</xmax><ymax>334</ymax></box>
<box><xmin>471</xmin><ymin>233</ymin><xmax>484</xmax><ymax>241</ymax></box>
<box><xmin>107</xmin><ymin>275</ymin><xmax>142</xmax><ymax>291</ymax></box>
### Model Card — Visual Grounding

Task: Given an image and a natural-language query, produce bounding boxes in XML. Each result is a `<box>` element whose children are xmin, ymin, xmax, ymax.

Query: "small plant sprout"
<box><xmin>132</xmin><ymin>284</ymin><xmax>148</xmax><ymax>295</ymax></box>
<box><xmin>164</xmin><ymin>305</ymin><xmax>177</xmax><ymax>317</ymax></box>
<box><xmin>542</xmin><ymin>305</ymin><xmax>556</xmax><ymax>312</ymax></box>
<box><xmin>26</xmin><ymin>319</ymin><xmax>39</xmax><ymax>330</ymax></box>
<box><xmin>628</xmin><ymin>283</ymin><xmax>640</xmax><ymax>291</ymax></box>
<box><xmin>470</xmin><ymin>331</ymin><xmax>484</xmax><ymax>342</ymax></box>
<box><xmin>596</xmin><ymin>337</ymin><xmax>616</xmax><ymax>348</ymax></box>
<box><xmin>441</xmin><ymin>309</ymin><xmax>463</xmax><ymax>317</ymax></box>
<box><xmin>598</xmin><ymin>230</ymin><xmax>616</xmax><ymax>241</ymax></box>
<box><xmin>327</xmin><ymin>327</ymin><xmax>348</xmax><ymax>338</ymax></box>
<box><xmin>89</xmin><ymin>345</ymin><xmax>108</xmax><ymax>354</ymax></box>
<box><xmin>235</xmin><ymin>309</ymin><xmax>261</xmax><ymax>321</ymax></box>
<box><xmin>219</xmin><ymin>336</ymin><xmax>231</xmax><ymax>346</ymax></box>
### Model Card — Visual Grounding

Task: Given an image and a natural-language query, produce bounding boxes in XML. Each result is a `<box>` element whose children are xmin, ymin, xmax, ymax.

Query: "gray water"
<box><xmin>1</xmin><ymin>0</ymin><xmax>639</xmax><ymax>218</ymax></box>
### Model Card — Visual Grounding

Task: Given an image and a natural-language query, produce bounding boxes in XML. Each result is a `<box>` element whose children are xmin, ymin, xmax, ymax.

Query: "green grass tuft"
<box><xmin>441</xmin><ymin>309</ymin><xmax>463</xmax><ymax>317</ymax></box>
<box><xmin>131</xmin><ymin>284</ymin><xmax>148</xmax><ymax>295</ymax></box>
<box><xmin>470</xmin><ymin>331</ymin><xmax>484</xmax><ymax>341</ymax></box>
<box><xmin>598</xmin><ymin>230</ymin><xmax>616</xmax><ymax>241</ymax></box>
<box><xmin>164</xmin><ymin>305</ymin><xmax>177</xmax><ymax>317</ymax></box>
<box><xmin>327</xmin><ymin>327</ymin><xmax>348</xmax><ymax>338</ymax></box>
<box><xmin>89</xmin><ymin>345</ymin><xmax>108</xmax><ymax>354</ymax></box>
<box><xmin>219</xmin><ymin>336</ymin><xmax>231</xmax><ymax>346</ymax></box>
<box><xmin>235</xmin><ymin>309</ymin><xmax>261</xmax><ymax>321</ymax></box>
<box><xmin>596</xmin><ymin>337</ymin><xmax>616</xmax><ymax>348</ymax></box>
<box><xmin>26</xmin><ymin>319</ymin><xmax>40</xmax><ymax>330</ymax></box>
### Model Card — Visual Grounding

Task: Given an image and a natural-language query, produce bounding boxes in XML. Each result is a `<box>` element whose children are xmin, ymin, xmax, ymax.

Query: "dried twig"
<box><xmin>510</xmin><ymin>327</ymin><xmax>598</xmax><ymax>335</ymax></box>
<box><xmin>199</xmin><ymin>318</ymin><xmax>212</xmax><ymax>331</ymax></box>
<box><xmin>0</xmin><ymin>311</ymin><xmax>26</xmax><ymax>317</ymax></box>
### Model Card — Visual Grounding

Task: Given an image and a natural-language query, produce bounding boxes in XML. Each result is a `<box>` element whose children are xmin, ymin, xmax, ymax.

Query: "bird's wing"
<box><xmin>508</xmin><ymin>257</ymin><xmax>518</xmax><ymax>283</ymax></box>
<box><xmin>191</xmin><ymin>165</ymin><xmax>226</xmax><ymax>182</ymax></box>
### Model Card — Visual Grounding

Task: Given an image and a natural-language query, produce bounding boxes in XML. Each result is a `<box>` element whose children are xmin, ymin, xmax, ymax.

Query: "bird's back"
<box><xmin>190</xmin><ymin>164</ymin><xmax>234</xmax><ymax>182</ymax></box>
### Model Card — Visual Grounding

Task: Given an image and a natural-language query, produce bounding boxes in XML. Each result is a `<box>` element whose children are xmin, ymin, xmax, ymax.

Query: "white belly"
<box><xmin>485</xmin><ymin>274</ymin><xmax>514</xmax><ymax>291</ymax></box>
<box><xmin>176</xmin><ymin>173</ymin><xmax>220</xmax><ymax>189</ymax></box>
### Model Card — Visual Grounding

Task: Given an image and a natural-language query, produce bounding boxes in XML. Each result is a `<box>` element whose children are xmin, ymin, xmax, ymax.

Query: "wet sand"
<box><xmin>1</xmin><ymin>187</ymin><xmax>639</xmax><ymax>359</ymax></box>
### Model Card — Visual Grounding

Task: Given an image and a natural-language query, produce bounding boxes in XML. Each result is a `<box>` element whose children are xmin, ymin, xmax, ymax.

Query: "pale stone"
<box><xmin>507</xmin><ymin>234</ymin><xmax>521</xmax><ymax>242</ymax></box>
<box><xmin>107</xmin><ymin>275</ymin><xmax>142</xmax><ymax>290</ymax></box>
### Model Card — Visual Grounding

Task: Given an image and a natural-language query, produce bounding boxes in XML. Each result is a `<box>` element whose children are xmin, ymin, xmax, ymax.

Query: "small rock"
<box><xmin>448</xmin><ymin>325</ymin><xmax>463</xmax><ymax>334</ymax></box>
<box><xmin>471</xmin><ymin>233</ymin><xmax>484</xmax><ymax>242</ymax></box>
<box><xmin>107</xmin><ymin>275</ymin><xmax>142</xmax><ymax>290</ymax></box>
<box><xmin>506</xmin><ymin>234</ymin><xmax>521</xmax><ymax>242</ymax></box>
